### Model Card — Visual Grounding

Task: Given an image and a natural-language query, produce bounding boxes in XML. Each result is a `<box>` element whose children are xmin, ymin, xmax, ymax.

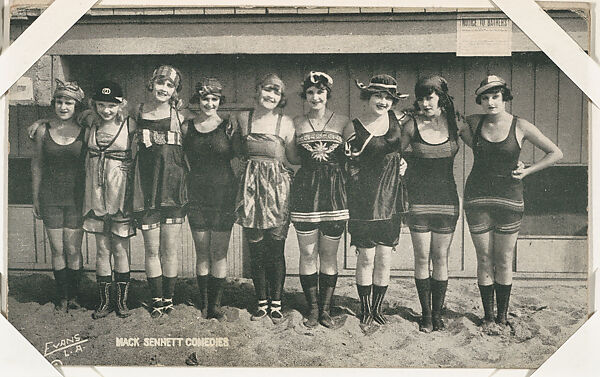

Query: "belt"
<box><xmin>138</xmin><ymin>129</ymin><xmax>183</xmax><ymax>147</ymax></box>
<box><xmin>88</xmin><ymin>148</ymin><xmax>132</xmax><ymax>187</ymax></box>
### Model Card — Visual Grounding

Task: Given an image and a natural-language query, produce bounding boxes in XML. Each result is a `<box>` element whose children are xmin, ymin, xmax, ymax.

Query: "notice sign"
<box><xmin>457</xmin><ymin>16</ymin><xmax>512</xmax><ymax>56</ymax></box>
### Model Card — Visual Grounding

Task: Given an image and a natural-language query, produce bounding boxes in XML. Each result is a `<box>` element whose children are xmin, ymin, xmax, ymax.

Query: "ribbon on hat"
<box><xmin>308</xmin><ymin>71</ymin><xmax>333</xmax><ymax>86</ymax></box>
<box><xmin>355</xmin><ymin>79</ymin><xmax>409</xmax><ymax>99</ymax></box>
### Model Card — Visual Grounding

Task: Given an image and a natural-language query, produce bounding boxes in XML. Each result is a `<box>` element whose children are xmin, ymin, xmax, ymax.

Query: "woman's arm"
<box><xmin>460</xmin><ymin>114</ymin><xmax>478</xmax><ymax>148</ymax></box>
<box><xmin>398</xmin><ymin>111</ymin><xmax>414</xmax><ymax>152</ymax></box>
<box><xmin>282</xmin><ymin>116</ymin><xmax>301</xmax><ymax>166</ymax></box>
<box><xmin>31</xmin><ymin>123</ymin><xmax>47</xmax><ymax>218</ymax></box>
<box><xmin>511</xmin><ymin>118</ymin><xmax>563</xmax><ymax>180</ymax></box>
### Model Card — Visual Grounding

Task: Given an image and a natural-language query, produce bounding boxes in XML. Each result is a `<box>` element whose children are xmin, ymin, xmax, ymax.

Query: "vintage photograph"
<box><xmin>4</xmin><ymin>4</ymin><xmax>590</xmax><ymax>369</ymax></box>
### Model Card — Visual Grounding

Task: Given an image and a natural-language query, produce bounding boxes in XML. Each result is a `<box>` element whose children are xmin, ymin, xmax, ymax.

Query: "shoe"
<box><xmin>115</xmin><ymin>282</ymin><xmax>131</xmax><ymax>318</ymax></box>
<box><xmin>150</xmin><ymin>297</ymin><xmax>163</xmax><ymax>319</ymax></box>
<box><xmin>92</xmin><ymin>282</ymin><xmax>113</xmax><ymax>319</ymax></box>
<box><xmin>269</xmin><ymin>300</ymin><xmax>285</xmax><ymax>324</ymax></box>
<box><xmin>372</xmin><ymin>285</ymin><xmax>388</xmax><ymax>325</ymax></box>
<box><xmin>251</xmin><ymin>300</ymin><xmax>268</xmax><ymax>321</ymax></box>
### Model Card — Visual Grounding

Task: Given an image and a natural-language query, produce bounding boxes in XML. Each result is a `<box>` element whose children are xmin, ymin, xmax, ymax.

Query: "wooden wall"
<box><xmin>7</xmin><ymin>52</ymin><xmax>588</xmax><ymax>278</ymax></box>
<box><xmin>9</xmin><ymin>52</ymin><xmax>588</xmax><ymax>165</ymax></box>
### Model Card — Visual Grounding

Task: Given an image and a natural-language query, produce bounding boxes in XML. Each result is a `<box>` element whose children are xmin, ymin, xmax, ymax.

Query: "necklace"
<box><xmin>307</xmin><ymin>112</ymin><xmax>335</xmax><ymax>132</ymax></box>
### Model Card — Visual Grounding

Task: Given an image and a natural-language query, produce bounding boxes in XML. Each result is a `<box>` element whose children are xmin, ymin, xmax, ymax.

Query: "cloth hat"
<box><xmin>195</xmin><ymin>78</ymin><xmax>223</xmax><ymax>98</ymax></box>
<box><xmin>475</xmin><ymin>75</ymin><xmax>508</xmax><ymax>95</ymax></box>
<box><xmin>92</xmin><ymin>80</ymin><xmax>124</xmax><ymax>103</ymax></box>
<box><xmin>415</xmin><ymin>75</ymin><xmax>449</xmax><ymax>95</ymax></box>
<box><xmin>53</xmin><ymin>79</ymin><xmax>85</xmax><ymax>103</ymax></box>
<box><xmin>355</xmin><ymin>74</ymin><xmax>409</xmax><ymax>100</ymax></box>
<box><xmin>303</xmin><ymin>71</ymin><xmax>333</xmax><ymax>91</ymax></box>
<box><xmin>151</xmin><ymin>65</ymin><xmax>182</xmax><ymax>91</ymax></box>
<box><xmin>259</xmin><ymin>73</ymin><xmax>285</xmax><ymax>94</ymax></box>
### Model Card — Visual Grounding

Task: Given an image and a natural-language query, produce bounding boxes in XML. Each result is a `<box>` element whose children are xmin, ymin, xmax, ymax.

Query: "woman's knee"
<box><xmin>356</xmin><ymin>251</ymin><xmax>375</xmax><ymax>269</ymax></box>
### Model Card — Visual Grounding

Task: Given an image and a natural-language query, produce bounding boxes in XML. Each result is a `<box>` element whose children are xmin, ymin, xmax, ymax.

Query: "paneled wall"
<box><xmin>8</xmin><ymin>52</ymin><xmax>588</xmax><ymax>278</ymax></box>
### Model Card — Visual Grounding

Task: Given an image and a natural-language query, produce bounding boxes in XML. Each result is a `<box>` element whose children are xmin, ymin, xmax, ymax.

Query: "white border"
<box><xmin>1</xmin><ymin>1</ymin><xmax>598</xmax><ymax>376</ymax></box>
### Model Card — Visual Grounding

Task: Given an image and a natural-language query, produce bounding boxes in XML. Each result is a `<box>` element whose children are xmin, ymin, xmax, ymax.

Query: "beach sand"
<box><xmin>6</xmin><ymin>272</ymin><xmax>587</xmax><ymax>368</ymax></box>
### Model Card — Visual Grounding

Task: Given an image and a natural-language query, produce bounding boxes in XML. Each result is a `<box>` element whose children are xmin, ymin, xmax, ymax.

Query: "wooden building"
<box><xmin>7</xmin><ymin>7</ymin><xmax>588</xmax><ymax>279</ymax></box>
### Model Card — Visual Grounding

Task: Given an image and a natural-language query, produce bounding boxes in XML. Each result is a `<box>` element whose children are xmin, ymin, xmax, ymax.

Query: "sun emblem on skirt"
<box><xmin>303</xmin><ymin>141</ymin><xmax>338</xmax><ymax>162</ymax></box>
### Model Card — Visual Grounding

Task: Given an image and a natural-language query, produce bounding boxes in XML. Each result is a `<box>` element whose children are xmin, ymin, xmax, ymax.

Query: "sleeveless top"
<box><xmin>235</xmin><ymin>110</ymin><xmax>292</xmax><ymax>229</ymax></box>
<box><xmin>290</xmin><ymin>113</ymin><xmax>349</xmax><ymax>223</ymax></box>
<box><xmin>83</xmin><ymin>118</ymin><xmax>132</xmax><ymax>218</ymax></box>
<box><xmin>183</xmin><ymin>118</ymin><xmax>235</xmax><ymax>213</ymax></box>
<box><xmin>345</xmin><ymin>110</ymin><xmax>408</xmax><ymax>221</ymax></box>
<box><xmin>39</xmin><ymin>124</ymin><xmax>85</xmax><ymax>208</ymax></box>
<box><xmin>132</xmin><ymin>105</ymin><xmax>188</xmax><ymax>213</ymax></box>
<box><xmin>464</xmin><ymin>115</ymin><xmax>524</xmax><ymax>212</ymax></box>
<box><xmin>405</xmin><ymin>114</ymin><xmax>460</xmax><ymax>216</ymax></box>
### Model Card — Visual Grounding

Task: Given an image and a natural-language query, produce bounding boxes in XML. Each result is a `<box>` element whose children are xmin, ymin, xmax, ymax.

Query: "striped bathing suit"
<box><xmin>405</xmin><ymin>114</ymin><xmax>460</xmax><ymax>234</ymax></box>
<box><xmin>464</xmin><ymin>115</ymin><xmax>523</xmax><ymax>234</ymax></box>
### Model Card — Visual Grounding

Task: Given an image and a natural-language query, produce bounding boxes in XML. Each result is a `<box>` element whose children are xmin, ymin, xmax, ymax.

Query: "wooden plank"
<box><xmin>511</xmin><ymin>53</ymin><xmax>536</xmax><ymax>164</ymax></box>
<box><xmin>581</xmin><ymin>97</ymin><xmax>589</xmax><ymax>164</ymax></box>
<box><xmin>348</xmin><ymin>56</ymin><xmax>371</xmax><ymax>118</ymax></box>
<box><xmin>417</xmin><ymin>54</ymin><xmax>441</xmax><ymax>78</ymax></box>
<box><xmin>8</xmin><ymin>105</ymin><xmax>19</xmax><ymax>156</ymax></box>
<box><xmin>326</xmin><ymin>55</ymin><xmax>351</xmax><ymax>119</ymax></box>
<box><xmin>440</xmin><ymin>55</ymin><xmax>466</xmax><ymax>272</ymax></box>
<box><xmin>516</xmin><ymin>239</ymin><xmax>587</xmax><ymax>273</ymax></box>
<box><xmin>394</xmin><ymin>54</ymin><xmax>418</xmax><ymax>107</ymax></box>
<box><xmin>7</xmin><ymin>207</ymin><xmax>36</xmax><ymax>265</ymax></box>
<box><xmin>128</xmin><ymin>233</ymin><xmax>146</xmax><ymax>272</ymax></box>
<box><xmin>557</xmin><ymin>70</ymin><xmax>583</xmax><ymax>163</ymax></box>
<box><xmin>533</xmin><ymin>55</ymin><xmax>559</xmax><ymax>163</ymax></box>
<box><xmin>18</xmin><ymin>105</ymin><xmax>39</xmax><ymax>157</ymax></box>
<box><xmin>276</xmin><ymin>54</ymin><xmax>305</xmax><ymax>119</ymax></box>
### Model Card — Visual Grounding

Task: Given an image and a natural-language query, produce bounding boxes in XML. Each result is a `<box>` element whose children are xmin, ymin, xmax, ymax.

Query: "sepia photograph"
<box><xmin>1</xmin><ymin>1</ymin><xmax>594</xmax><ymax>373</ymax></box>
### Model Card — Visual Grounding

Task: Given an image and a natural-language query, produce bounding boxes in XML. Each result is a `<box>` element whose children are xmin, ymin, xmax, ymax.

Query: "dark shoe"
<box><xmin>162</xmin><ymin>298</ymin><xmax>174</xmax><ymax>315</ymax></box>
<box><xmin>66</xmin><ymin>268</ymin><xmax>83</xmax><ymax>311</ymax></box>
<box><xmin>431</xmin><ymin>279</ymin><xmax>448</xmax><ymax>331</ymax></box>
<box><xmin>495</xmin><ymin>283</ymin><xmax>512</xmax><ymax>326</ymax></box>
<box><xmin>251</xmin><ymin>300</ymin><xmax>268</xmax><ymax>321</ymax></box>
<box><xmin>357</xmin><ymin>284</ymin><xmax>373</xmax><ymax>325</ymax></box>
<box><xmin>269</xmin><ymin>300</ymin><xmax>285</xmax><ymax>324</ymax></box>
<box><xmin>372</xmin><ymin>285</ymin><xmax>388</xmax><ymax>325</ymax></box>
<box><xmin>55</xmin><ymin>298</ymin><xmax>69</xmax><ymax>313</ymax></box>
<box><xmin>300</xmin><ymin>274</ymin><xmax>319</xmax><ymax>328</ymax></box>
<box><xmin>196</xmin><ymin>275</ymin><xmax>209</xmax><ymax>318</ymax></box>
<box><xmin>207</xmin><ymin>276</ymin><xmax>225</xmax><ymax>320</ymax></box>
<box><xmin>318</xmin><ymin>273</ymin><xmax>338</xmax><ymax>328</ymax></box>
<box><xmin>415</xmin><ymin>278</ymin><xmax>432</xmax><ymax>332</ymax></box>
<box><xmin>92</xmin><ymin>282</ymin><xmax>113</xmax><ymax>319</ymax></box>
<box><xmin>419</xmin><ymin>315</ymin><xmax>433</xmax><ymax>333</ymax></box>
<box><xmin>150</xmin><ymin>297</ymin><xmax>163</xmax><ymax>319</ymax></box>
<box><xmin>478</xmin><ymin>284</ymin><xmax>495</xmax><ymax>325</ymax></box>
<box><xmin>53</xmin><ymin>269</ymin><xmax>69</xmax><ymax>312</ymax></box>
<box><xmin>115</xmin><ymin>282</ymin><xmax>131</xmax><ymax>318</ymax></box>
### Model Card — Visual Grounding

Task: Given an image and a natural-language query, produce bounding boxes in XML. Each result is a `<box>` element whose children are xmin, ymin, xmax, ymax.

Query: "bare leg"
<box><xmin>209</xmin><ymin>231</ymin><xmax>230</xmax><ymax>279</ymax></box>
<box><xmin>95</xmin><ymin>233</ymin><xmax>112</xmax><ymax>277</ymax></box>
<box><xmin>297</xmin><ymin>229</ymin><xmax>319</xmax><ymax>276</ymax></box>
<box><xmin>46</xmin><ymin>228</ymin><xmax>66</xmax><ymax>270</ymax></box>
<box><xmin>63</xmin><ymin>228</ymin><xmax>84</xmax><ymax>269</ymax></box>
<box><xmin>192</xmin><ymin>230</ymin><xmax>210</xmax><ymax>277</ymax></box>
<box><xmin>142</xmin><ymin>228</ymin><xmax>162</xmax><ymax>278</ymax></box>
<box><xmin>410</xmin><ymin>231</ymin><xmax>431</xmax><ymax>280</ymax></box>
<box><xmin>355</xmin><ymin>247</ymin><xmax>376</xmax><ymax>286</ymax></box>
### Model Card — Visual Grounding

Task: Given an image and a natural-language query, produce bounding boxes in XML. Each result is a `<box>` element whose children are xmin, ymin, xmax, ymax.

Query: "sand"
<box><xmin>6</xmin><ymin>272</ymin><xmax>587</xmax><ymax>368</ymax></box>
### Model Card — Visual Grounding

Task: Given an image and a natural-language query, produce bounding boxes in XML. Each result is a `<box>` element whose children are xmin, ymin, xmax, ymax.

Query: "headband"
<box><xmin>53</xmin><ymin>79</ymin><xmax>85</xmax><ymax>103</ymax></box>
